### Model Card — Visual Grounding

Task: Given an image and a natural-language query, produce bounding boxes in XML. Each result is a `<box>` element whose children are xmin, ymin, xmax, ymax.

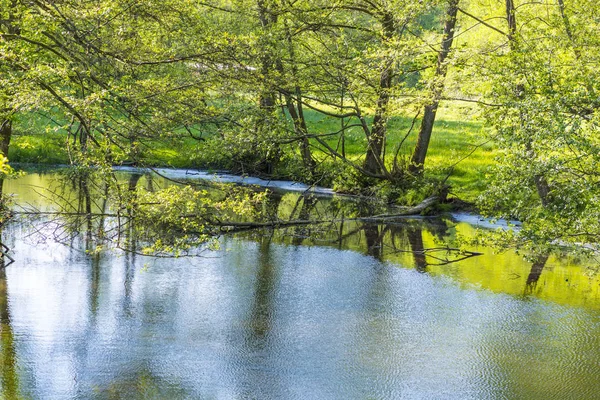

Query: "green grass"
<box><xmin>8</xmin><ymin>103</ymin><xmax>497</xmax><ymax>202</ymax></box>
<box><xmin>10</xmin><ymin>132</ymin><xmax>69</xmax><ymax>164</ymax></box>
<box><xmin>301</xmin><ymin>103</ymin><xmax>495</xmax><ymax>202</ymax></box>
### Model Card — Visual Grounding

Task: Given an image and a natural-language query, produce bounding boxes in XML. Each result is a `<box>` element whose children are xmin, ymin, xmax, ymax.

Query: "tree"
<box><xmin>477</xmin><ymin>0</ymin><xmax>600</xmax><ymax>252</ymax></box>
<box><xmin>0</xmin><ymin>0</ymin><xmax>20</xmax><ymax>175</ymax></box>
<box><xmin>409</xmin><ymin>0</ymin><xmax>459</xmax><ymax>174</ymax></box>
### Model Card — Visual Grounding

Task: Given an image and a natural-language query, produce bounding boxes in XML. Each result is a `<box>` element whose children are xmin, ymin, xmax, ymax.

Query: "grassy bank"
<box><xmin>9</xmin><ymin>103</ymin><xmax>495</xmax><ymax>203</ymax></box>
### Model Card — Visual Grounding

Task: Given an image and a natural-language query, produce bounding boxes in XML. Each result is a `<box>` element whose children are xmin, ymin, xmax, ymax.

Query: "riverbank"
<box><xmin>10</xmin><ymin>162</ymin><xmax>482</xmax><ymax>224</ymax></box>
<box><xmin>9</xmin><ymin>105</ymin><xmax>494</xmax><ymax>204</ymax></box>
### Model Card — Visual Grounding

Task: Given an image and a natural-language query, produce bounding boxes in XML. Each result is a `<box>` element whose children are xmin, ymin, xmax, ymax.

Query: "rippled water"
<box><xmin>1</xmin><ymin>169</ymin><xmax>600</xmax><ymax>399</ymax></box>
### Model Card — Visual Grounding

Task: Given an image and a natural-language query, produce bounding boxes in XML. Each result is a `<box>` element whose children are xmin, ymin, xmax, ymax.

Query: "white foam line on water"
<box><xmin>450</xmin><ymin>212</ymin><xmax>521</xmax><ymax>231</ymax></box>
<box><xmin>114</xmin><ymin>166</ymin><xmax>337</xmax><ymax>195</ymax></box>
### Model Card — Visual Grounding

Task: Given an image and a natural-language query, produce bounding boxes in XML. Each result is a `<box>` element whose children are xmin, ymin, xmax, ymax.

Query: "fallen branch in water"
<box><xmin>214</xmin><ymin>196</ymin><xmax>440</xmax><ymax>232</ymax></box>
<box><xmin>215</xmin><ymin>218</ymin><xmax>330</xmax><ymax>233</ymax></box>
<box><xmin>356</xmin><ymin>196</ymin><xmax>440</xmax><ymax>221</ymax></box>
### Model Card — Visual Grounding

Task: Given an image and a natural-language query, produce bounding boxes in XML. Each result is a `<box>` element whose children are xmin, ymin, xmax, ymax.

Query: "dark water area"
<box><xmin>0</xmin><ymin>168</ymin><xmax>599</xmax><ymax>399</ymax></box>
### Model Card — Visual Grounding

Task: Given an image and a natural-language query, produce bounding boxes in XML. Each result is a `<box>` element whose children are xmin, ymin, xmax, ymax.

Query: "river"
<box><xmin>0</xmin><ymin>167</ymin><xmax>599</xmax><ymax>399</ymax></box>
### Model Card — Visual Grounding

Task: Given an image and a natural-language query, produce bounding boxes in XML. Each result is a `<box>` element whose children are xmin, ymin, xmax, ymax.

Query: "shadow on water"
<box><xmin>240</xmin><ymin>191</ymin><xmax>600</xmax><ymax>309</ymax></box>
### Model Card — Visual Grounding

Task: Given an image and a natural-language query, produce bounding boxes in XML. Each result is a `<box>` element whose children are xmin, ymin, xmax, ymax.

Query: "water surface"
<box><xmin>1</xmin><ymin>169</ymin><xmax>599</xmax><ymax>399</ymax></box>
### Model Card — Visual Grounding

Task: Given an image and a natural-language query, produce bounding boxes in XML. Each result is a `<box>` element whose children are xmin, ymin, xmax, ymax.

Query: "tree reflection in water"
<box><xmin>0</xmin><ymin>170</ymin><xmax>600</xmax><ymax>398</ymax></box>
<box><xmin>0</xmin><ymin>229</ymin><xmax>18</xmax><ymax>399</ymax></box>
<box><xmin>524</xmin><ymin>253</ymin><xmax>550</xmax><ymax>296</ymax></box>
<box><xmin>5</xmin><ymin>168</ymin><xmax>598</xmax><ymax>310</ymax></box>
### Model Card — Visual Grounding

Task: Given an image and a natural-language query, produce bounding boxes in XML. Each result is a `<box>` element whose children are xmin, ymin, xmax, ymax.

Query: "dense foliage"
<box><xmin>1</xmin><ymin>0</ymin><xmax>599</xmax><ymax>253</ymax></box>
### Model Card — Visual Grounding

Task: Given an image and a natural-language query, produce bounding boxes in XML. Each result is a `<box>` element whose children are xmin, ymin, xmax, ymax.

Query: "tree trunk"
<box><xmin>505</xmin><ymin>0</ymin><xmax>551</xmax><ymax>204</ymax></box>
<box><xmin>0</xmin><ymin>119</ymin><xmax>11</xmax><ymax>160</ymax></box>
<box><xmin>363</xmin><ymin>12</ymin><xmax>395</xmax><ymax>176</ymax></box>
<box><xmin>505</xmin><ymin>0</ymin><xmax>517</xmax><ymax>44</ymax></box>
<box><xmin>257</xmin><ymin>0</ymin><xmax>278</xmax><ymax>112</ymax></box>
<box><xmin>295</xmin><ymin>91</ymin><xmax>315</xmax><ymax>172</ymax></box>
<box><xmin>0</xmin><ymin>119</ymin><xmax>12</xmax><ymax>196</ymax></box>
<box><xmin>557</xmin><ymin>0</ymin><xmax>575</xmax><ymax>44</ymax></box>
<box><xmin>409</xmin><ymin>0</ymin><xmax>459</xmax><ymax>174</ymax></box>
<box><xmin>283</xmin><ymin>25</ymin><xmax>315</xmax><ymax>173</ymax></box>
<box><xmin>253</xmin><ymin>0</ymin><xmax>280</xmax><ymax>174</ymax></box>
<box><xmin>283</xmin><ymin>95</ymin><xmax>315</xmax><ymax>172</ymax></box>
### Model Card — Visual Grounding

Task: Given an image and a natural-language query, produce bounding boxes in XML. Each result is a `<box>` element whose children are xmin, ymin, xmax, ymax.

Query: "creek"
<box><xmin>0</xmin><ymin>167</ymin><xmax>599</xmax><ymax>399</ymax></box>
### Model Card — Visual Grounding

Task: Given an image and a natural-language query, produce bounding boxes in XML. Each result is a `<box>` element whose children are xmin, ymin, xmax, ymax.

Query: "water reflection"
<box><xmin>0</xmin><ymin>175</ymin><xmax>18</xmax><ymax>398</ymax></box>
<box><xmin>0</xmin><ymin>217</ymin><xmax>600</xmax><ymax>398</ymax></box>
<box><xmin>406</xmin><ymin>224</ymin><xmax>427</xmax><ymax>272</ymax></box>
<box><xmin>524</xmin><ymin>253</ymin><xmax>550</xmax><ymax>296</ymax></box>
<box><xmin>2</xmin><ymin>168</ymin><xmax>600</xmax><ymax>398</ymax></box>
<box><xmin>239</xmin><ymin>235</ymin><xmax>285</xmax><ymax>399</ymax></box>
<box><xmin>363</xmin><ymin>224</ymin><xmax>383</xmax><ymax>260</ymax></box>
<box><xmin>5</xmin><ymin>169</ymin><xmax>600</xmax><ymax>309</ymax></box>
<box><xmin>249</xmin><ymin>236</ymin><xmax>278</xmax><ymax>339</ymax></box>
<box><xmin>290</xmin><ymin>194</ymin><xmax>317</xmax><ymax>247</ymax></box>
<box><xmin>0</xmin><ymin>239</ymin><xmax>18</xmax><ymax>399</ymax></box>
